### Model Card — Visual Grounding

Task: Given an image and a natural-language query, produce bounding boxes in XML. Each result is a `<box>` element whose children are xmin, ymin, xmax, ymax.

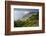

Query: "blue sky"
<box><xmin>14</xmin><ymin>8</ymin><xmax>39</xmax><ymax>21</ymax></box>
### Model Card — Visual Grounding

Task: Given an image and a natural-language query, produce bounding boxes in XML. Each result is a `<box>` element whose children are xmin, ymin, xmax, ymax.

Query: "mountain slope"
<box><xmin>14</xmin><ymin>12</ymin><xmax>39</xmax><ymax>27</ymax></box>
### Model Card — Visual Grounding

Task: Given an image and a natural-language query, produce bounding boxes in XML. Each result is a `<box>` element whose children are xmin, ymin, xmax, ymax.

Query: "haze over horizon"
<box><xmin>14</xmin><ymin>8</ymin><xmax>39</xmax><ymax>21</ymax></box>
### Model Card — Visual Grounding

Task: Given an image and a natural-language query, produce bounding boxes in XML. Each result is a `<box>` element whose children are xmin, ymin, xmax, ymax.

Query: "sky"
<box><xmin>14</xmin><ymin>8</ymin><xmax>39</xmax><ymax>21</ymax></box>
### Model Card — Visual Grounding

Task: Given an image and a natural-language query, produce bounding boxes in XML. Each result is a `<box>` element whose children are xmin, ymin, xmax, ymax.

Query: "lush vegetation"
<box><xmin>14</xmin><ymin>12</ymin><xmax>39</xmax><ymax>27</ymax></box>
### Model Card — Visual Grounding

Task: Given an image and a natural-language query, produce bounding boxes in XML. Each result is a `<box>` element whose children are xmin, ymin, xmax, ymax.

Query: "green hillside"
<box><xmin>14</xmin><ymin>12</ymin><xmax>39</xmax><ymax>27</ymax></box>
